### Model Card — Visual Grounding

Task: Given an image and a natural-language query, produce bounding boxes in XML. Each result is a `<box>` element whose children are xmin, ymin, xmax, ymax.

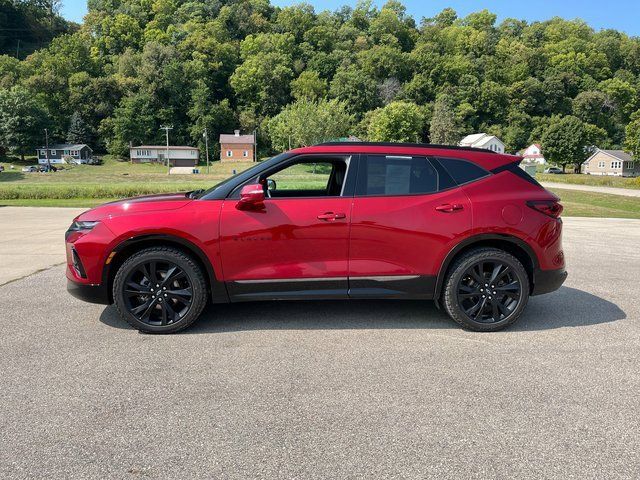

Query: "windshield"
<box><xmin>193</xmin><ymin>153</ymin><xmax>291</xmax><ymax>199</ymax></box>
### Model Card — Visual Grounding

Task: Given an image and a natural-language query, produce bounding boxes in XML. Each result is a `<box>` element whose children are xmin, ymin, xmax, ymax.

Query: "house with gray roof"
<box><xmin>36</xmin><ymin>144</ymin><xmax>93</xmax><ymax>164</ymax></box>
<box><xmin>581</xmin><ymin>149</ymin><xmax>639</xmax><ymax>177</ymax></box>
<box><xmin>459</xmin><ymin>133</ymin><xmax>505</xmax><ymax>153</ymax></box>
<box><xmin>220</xmin><ymin>130</ymin><xmax>255</xmax><ymax>162</ymax></box>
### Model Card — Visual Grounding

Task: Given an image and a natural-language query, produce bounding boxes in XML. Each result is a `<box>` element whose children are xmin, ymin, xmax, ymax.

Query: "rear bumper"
<box><xmin>532</xmin><ymin>268</ymin><xmax>567</xmax><ymax>296</ymax></box>
<box><xmin>67</xmin><ymin>279</ymin><xmax>110</xmax><ymax>305</ymax></box>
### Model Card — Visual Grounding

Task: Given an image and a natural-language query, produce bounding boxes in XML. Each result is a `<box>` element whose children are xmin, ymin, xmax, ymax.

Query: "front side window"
<box><xmin>356</xmin><ymin>156</ymin><xmax>448</xmax><ymax>196</ymax></box>
<box><xmin>262</xmin><ymin>158</ymin><xmax>348</xmax><ymax>198</ymax></box>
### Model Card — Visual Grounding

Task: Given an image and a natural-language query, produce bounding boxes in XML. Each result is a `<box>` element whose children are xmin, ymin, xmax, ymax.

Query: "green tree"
<box><xmin>0</xmin><ymin>86</ymin><xmax>47</xmax><ymax>160</ymax></box>
<box><xmin>290</xmin><ymin>70</ymin><xmax>327</xmax><ymax>100</ymax></box>
<box><xmin>624</xmin><ymin>110</ymin><xmax>640</xmax><ymax>158</ymax></box>
<box><xmin>541</xmin><ymin>115</ymin><xmax>591</xmax><ymax>172</ymax></box>
<box><xmin>66</xmin><ymin>111</ymin><xmax>90</xmax><ymax>144</ymax></box>
<box><xmin>367</xmin><ymin>101</ymin><xmax>424</xmax><ymax>142</ymax></box>
<box><xmin>430</xmin><ymin>94</ymin><xmax>462</xmax><ymax>145</ymax></box>
<box><xmin>267</xmin><ymin>99</ymin><xmax>354</xmax><ymax>151</ymax></box>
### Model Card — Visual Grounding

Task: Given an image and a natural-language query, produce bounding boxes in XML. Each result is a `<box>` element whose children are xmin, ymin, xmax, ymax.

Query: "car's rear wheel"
<box><xmin>113</xmin><ymin>247</ymin><xmax>208</xmax><ymax>334</ymax></box>
<box><xmin>442</xmin><ymin>248</ymin><xmax>530</xmax><ymax>332</ymax></box>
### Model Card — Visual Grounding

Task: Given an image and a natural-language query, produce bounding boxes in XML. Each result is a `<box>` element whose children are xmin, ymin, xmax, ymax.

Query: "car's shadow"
<box><xmin>99</xmin><ymin>286</ymin><xmax>626</xmax><ymax>334</ymax></box>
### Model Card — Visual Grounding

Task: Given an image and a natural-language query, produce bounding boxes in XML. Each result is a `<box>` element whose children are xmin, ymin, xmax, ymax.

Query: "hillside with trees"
<box><xmin>1</xmin><ymin>0</ymin><xmax>639</xmax><ymax>166</ymax></box>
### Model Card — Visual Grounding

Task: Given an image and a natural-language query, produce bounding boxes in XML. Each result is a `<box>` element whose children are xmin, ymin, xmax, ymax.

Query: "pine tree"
<box><xmin>66</xmin><ymin>111</ymin><xmax>89</xmax><ymax>144</ymax></box>
<box><xmin>429</xmin><ymin>94</ymin><xmax>462</xmax><ymax>145</ymax></box>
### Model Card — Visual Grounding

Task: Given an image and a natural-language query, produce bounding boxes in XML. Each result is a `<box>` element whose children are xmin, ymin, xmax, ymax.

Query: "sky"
<box><xmin>60</xmin><ymin>0</ymin><xmax>640</xmax><ymax>36</ymax></box>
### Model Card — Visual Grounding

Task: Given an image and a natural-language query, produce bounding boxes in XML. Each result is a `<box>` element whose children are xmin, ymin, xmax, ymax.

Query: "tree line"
<box><xmin>1</xmin><ymin>0</ymin><xmax>640</xmax><ymax>168</ymax></box>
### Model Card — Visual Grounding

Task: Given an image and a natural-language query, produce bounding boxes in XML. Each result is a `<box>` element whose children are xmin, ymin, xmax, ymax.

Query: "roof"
<box><xmin>318</xmin><ymin>141</ymin><xmax>495</xmax><ymax>153</ymax></box>
<box><xmin>459</xmin><ymin>133</ymin><xmax>504</xmax><ymax>148</ymax></box>
<box><xmin>294</xmin><ymin>143</ymin><xmax>520</xmax><ymax>172</ymax></box>
<box><xmin>220</xmin><ymin>133</ymin><xmax>255</xmax><ymax>144</ymax></box>
<box><xmin>38</xmin><ymin>143</ymin><xmax>92</xmax><ymax>150</ymax></box>
<box><xmin>583</xmin><ymin>149</ymin><xmax>633</xmax><ymax>164</ymax></box>
<box><xmin>131</xmin><ymin>145</ymin><xmax>198</xmax><ymax>150</ymax></box>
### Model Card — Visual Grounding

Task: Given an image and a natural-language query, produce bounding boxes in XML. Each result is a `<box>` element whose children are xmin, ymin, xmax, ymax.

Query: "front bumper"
<box><xmin>532</xmin><ymin>267</ymin><xmax>567</xmax><ymax>296</ymax></box>
<box><xmin>67</xmin><ymin>279</ymin><xmax>110</xmax><ymax>305</ymax></box>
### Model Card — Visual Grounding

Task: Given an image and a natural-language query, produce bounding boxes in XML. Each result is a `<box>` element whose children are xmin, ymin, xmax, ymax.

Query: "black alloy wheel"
<box><xmin>456</xmin><ymin>260</ymin><xmax>521</xmax><ymax>324</ymax></box>
<box><xmin>123</xmin><ymin>260</ymin><xmax>193</xmax><ymax>326</ymax></box>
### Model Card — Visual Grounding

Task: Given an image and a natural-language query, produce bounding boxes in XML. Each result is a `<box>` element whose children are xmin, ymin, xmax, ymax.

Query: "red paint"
<box><xmin>66</xmin><ymin>144</ymin><xmax>564</xmax><ymax>299</ymax></box>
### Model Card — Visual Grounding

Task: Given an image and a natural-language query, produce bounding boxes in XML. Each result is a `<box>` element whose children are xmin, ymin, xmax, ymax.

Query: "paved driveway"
<box><xmin>0</xmin><ymin>207</ymin><xmax>85</xmax><ymax>285</ymax></box>
<box><xmin>1</xmin><ymin>215</ymin><xmax>639</xmax><ymax>478</ymax></box>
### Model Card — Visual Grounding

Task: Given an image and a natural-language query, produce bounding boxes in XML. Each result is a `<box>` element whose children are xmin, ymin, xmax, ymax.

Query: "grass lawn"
<box><xmin>537</xmin><ymin>173</ymin><xmax>640</xmax><ymax>189</ymax></box>
<box><xmin>549</xmin><ymin>188</ymin><xmax>640</xmax><ymax>219</ymax></box>
<box><xmin>0</xmin><ymin>156</ymin><xmax>260</xmax><ymax>200</ymax></box>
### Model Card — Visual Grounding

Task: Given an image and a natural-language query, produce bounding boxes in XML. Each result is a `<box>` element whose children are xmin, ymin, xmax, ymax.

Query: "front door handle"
<box><xmin>435</xmin><ymin>203</ymin><xmax>464</xmax><ymax>213</ymax></box>
<box><xmin>317</xmin><ymin>212</ymin><xmax>346</xmax><ymax>221</ymax></box>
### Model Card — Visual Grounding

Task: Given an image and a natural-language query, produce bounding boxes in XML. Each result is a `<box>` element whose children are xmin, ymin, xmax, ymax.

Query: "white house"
<box><xmin>520</xmin><ymin>143</ymin><xmax>546</xmax><ymax>164</ymax></box>
<box><xmin>129</xmin><ymin>146</ymin><xmax>199</xmax><ymax>167</ymax></box>
<box><xmin>459</xmin><ymin>133</ymin><xmax>505</xmax><ymax>153</ymax></box>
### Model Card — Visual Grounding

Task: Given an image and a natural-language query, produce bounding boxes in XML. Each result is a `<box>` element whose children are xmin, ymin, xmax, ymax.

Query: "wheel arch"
<box><xmin>434</xmin><ymin>234</ymin><xmax>539</xmax><ymax>300</ymax></box>
<box><xmin>103</xmin><ymin>234</ymin><xmax>228</xmax><ymax>304</ymax></box>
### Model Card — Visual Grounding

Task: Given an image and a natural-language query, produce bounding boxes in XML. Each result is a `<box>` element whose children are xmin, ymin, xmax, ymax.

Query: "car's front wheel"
<box><xmin>442</xmin><ymin>248</ymin><xmax>530</xmax><ymax>332</ymax></box>
<box><xmin>113</xmin><ymin>247</ymin><xmax>208</xmax><ymax>333</ymax></box>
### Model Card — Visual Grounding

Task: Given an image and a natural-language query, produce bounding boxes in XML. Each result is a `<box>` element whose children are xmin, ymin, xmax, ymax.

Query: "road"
<box><xmin>541</xmin><ymin>181</ymin><xmax>640</xmax><ymax>197</ymax></box>
<box><xmin>1</xmin><ymin>213</ymin><xmax>639</xmax><ymax>478</ymax></box>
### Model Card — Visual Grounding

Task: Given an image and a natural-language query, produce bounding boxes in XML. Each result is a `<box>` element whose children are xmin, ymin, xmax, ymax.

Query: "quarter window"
<box><xmin>356</xmin><ymin>156</ymin><xmax>446</xmax><ymax>196</ymax></box>
<box><xmin>436</xmin><ymin>157</ymin><xmax>490</xmax><ymax>185</ymax></box>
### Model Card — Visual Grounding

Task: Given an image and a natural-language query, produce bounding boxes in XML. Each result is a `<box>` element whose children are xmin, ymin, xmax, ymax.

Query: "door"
<box><xmin>219</xmin><ymin>156</ymin><xmax>354</xmax><ymax>301</ymax></box>
<box><xmin>348</xmin><ymin>155</ymin><xmax>472</xmax><ymax>299</ymax></box>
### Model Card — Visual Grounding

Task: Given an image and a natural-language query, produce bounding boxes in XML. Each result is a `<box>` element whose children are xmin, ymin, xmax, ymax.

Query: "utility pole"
<box><xmin>44</xmin><ymin>128</ymin><xmax>51</xmax><ymax>170</ymax></box>
<box><xmin>203</xmin><ymin>128</ymin><xmax>210</xmax><ymax>174</ymax></box>
<box><xmin>253</xmin><ymin>128</ymin><xmax>257</xmax><ymax>162</ymax></box>
<box><xmin>160</xmin><ymin>125</ymin><xmax>173</xmax><ymax>174</ymax></box>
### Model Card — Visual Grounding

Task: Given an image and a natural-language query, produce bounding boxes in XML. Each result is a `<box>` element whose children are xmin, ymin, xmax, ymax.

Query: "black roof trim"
<box><xmin>316</xmin><ymin>141</ymin><xmax>497</xmax><ymax>154</ymax></box>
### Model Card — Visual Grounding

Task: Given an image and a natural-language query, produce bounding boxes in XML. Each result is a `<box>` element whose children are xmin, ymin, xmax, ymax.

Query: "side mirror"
<box><xmin>237</xmin><ymin>184</ymin><xmax>265</xmax><ymax>210</ymax></box>
<box><xmin>267</xmin><ymin>178</ymin><xmax>277</xmax><ymax>192</ymax></box>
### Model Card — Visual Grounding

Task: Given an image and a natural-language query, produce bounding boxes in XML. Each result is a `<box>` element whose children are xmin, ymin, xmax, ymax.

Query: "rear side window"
<box><xmin>356</xmin><ymin>156</ymin><xmax>455</xmax><ymax>196</ymax></box>
<box><xmin>435</xmin><ymin>157</ymin><xmax>490</xmax><ymax>185</ymax></box>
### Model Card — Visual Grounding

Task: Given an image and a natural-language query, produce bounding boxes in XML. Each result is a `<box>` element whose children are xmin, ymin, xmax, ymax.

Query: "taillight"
<box><xmin>527</xmin><ymin>200</ymin><xmax>563</xmax><ymax>218</ymax></box>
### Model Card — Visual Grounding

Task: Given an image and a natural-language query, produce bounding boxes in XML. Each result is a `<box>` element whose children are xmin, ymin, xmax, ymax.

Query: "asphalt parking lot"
<box><xmin>1</xmin><ymin>212</ymin><xmax>639</xmax><ymax>479</ymax></box>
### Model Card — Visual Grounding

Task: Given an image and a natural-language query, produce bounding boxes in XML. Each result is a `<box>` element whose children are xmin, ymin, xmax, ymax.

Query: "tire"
<box><xmin>442</xmin><ymin>247</ymin><xmax>530</xmax><ymax>332</ymax></box>
<box><xmin>113</xmin><ymin>247</ymin><xmax>208</xmax><ymax>334</ymax></box>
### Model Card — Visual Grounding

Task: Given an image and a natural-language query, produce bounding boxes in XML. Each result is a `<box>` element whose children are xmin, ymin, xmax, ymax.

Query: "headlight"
<box><xmin>68</xmin><ymin>220</ymin><xmax>100</xmax><ymax>232</ymax></box>
<box><xmin>66</xmin><ymin>220</ymin><xmax>100</xmax><ymax>240</ymax></box>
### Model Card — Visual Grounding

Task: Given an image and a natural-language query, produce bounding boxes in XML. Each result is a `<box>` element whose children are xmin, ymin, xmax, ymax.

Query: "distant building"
<box><xmin>36</xmin><ymin>144</ymin><xmax>93</xmax><ymax>164</ymax></box>
<box><xmin>130</xmin><ymin>146</ymin><xmax>199</xmax><ymax>167</ymax></box>
<box><xmin>459</xmin><ymin>133</ymin><xmax>505</xmax><ymax>153</ymax></box>
<box><xmin>220</xmin><ymin>130</ymin><xmax>255</xmax><ymax>161</ymax></box>
<box><xmin>520</xmin><ymin>143</ymin><xmax>546</xmax><ymax>164</ymax></box>
<box><xmin>581</xmin><ymin>149</ymin><xmax>639</xmax><ymax>177</ymax></box>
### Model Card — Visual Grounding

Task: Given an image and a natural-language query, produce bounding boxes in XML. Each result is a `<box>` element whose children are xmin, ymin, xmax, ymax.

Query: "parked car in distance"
<box><xmin>21</xmin><ymin>165</ymin><xmax>39</xmax><ymax>172</ymax></box>
<box><xmin>66</xmin><ymin>142</ymin><xmax>567</xmax><ymax>334</ymax></box>
<box><xmin>544</xmin><ymin>167</ymin><xmax>564</xmax><ymax>174</ymax></box>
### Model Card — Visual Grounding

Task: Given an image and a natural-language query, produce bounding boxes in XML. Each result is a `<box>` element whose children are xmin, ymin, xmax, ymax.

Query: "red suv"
<box><xmin>66</xmin><ymin>143</ymin><xmax>566</xmax><ymax>333</ymax></box>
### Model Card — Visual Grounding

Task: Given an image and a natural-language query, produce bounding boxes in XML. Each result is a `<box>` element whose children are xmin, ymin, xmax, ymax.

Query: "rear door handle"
<box><xmin>317</xmin><ymin>212</ymin><xmax>346</xmax><ymax>221</ymax></box>
<box><xmin>435</xmin><ymin>203</ymin><xmax>464</xmax><ymax>213</ymax></box>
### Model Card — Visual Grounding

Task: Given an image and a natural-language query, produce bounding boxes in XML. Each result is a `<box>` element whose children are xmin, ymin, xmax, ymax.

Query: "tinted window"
<box><xmin>357</xmin><ymin>156</ymin><xmax>448</xmax><ymax>196</ymax></box>
<box><xmin>436</xmin><ymin>157</ymin><xmax>490</xmax><ymax>185</ymax></box>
